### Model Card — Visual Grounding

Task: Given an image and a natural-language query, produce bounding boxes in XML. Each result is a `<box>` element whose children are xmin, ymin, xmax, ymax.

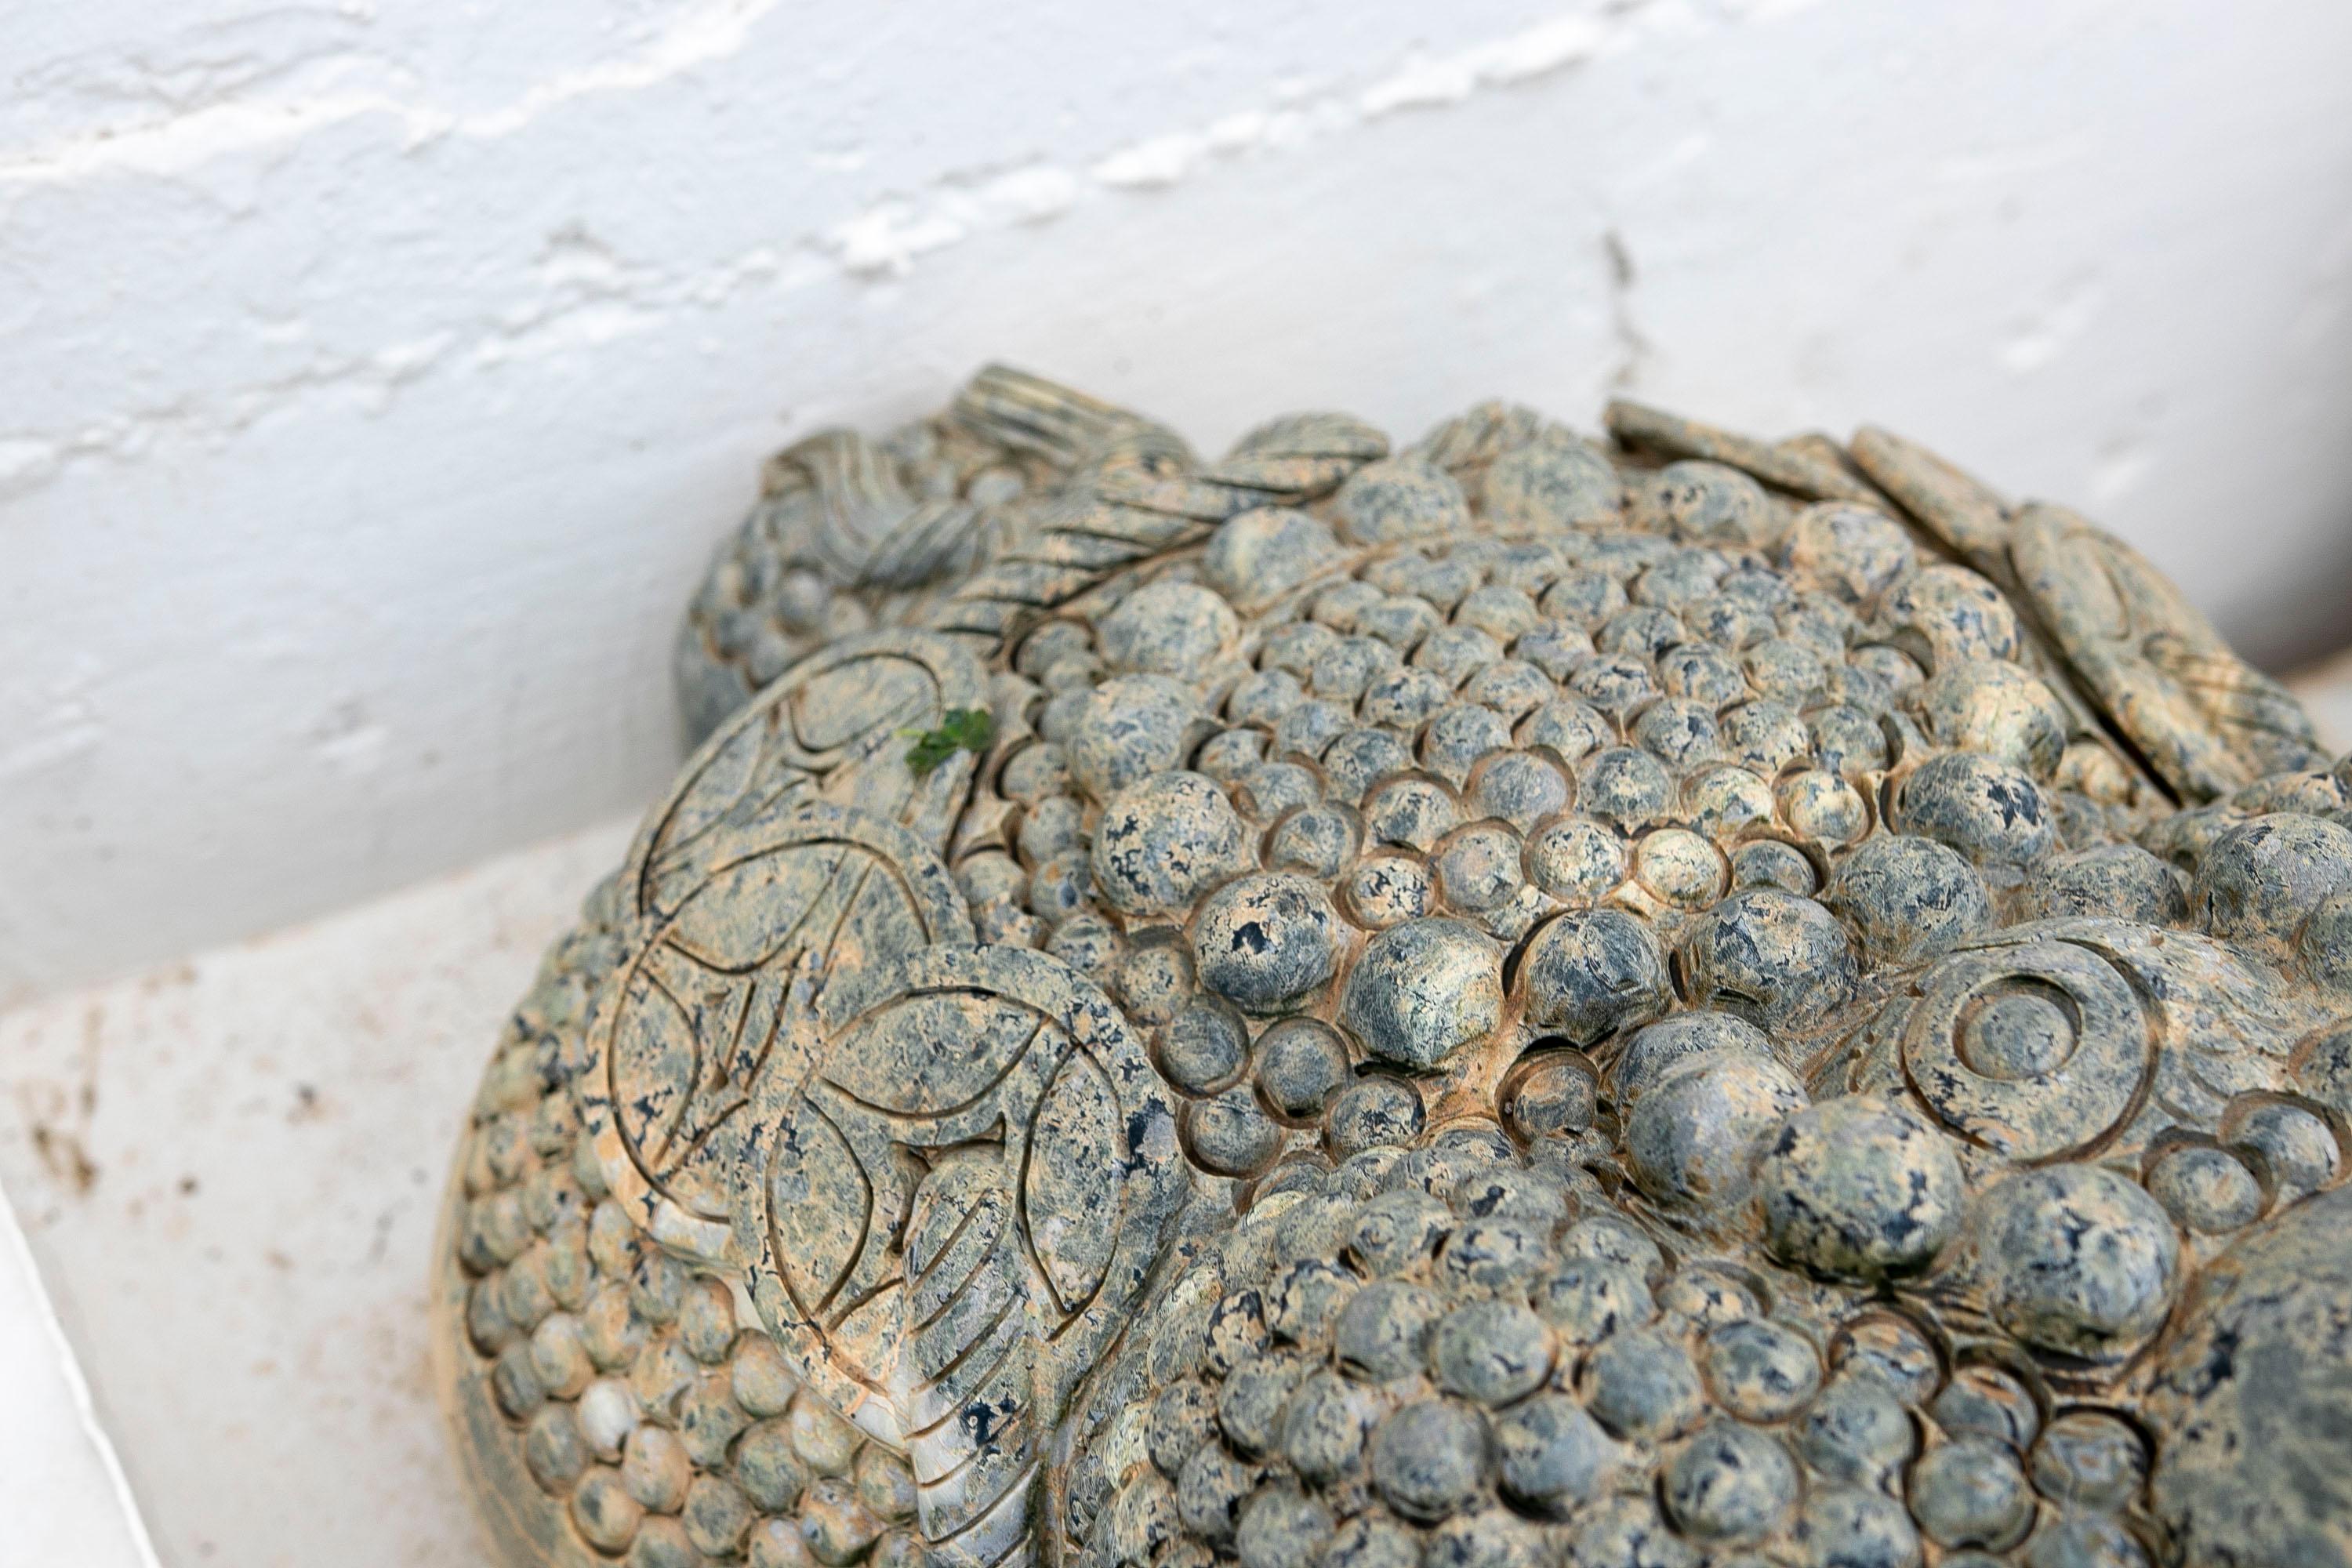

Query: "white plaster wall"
<box><xmin>6</xmin><ymin>0</ymin><xmax>2352</xmax><ymax>1004</ymax></box>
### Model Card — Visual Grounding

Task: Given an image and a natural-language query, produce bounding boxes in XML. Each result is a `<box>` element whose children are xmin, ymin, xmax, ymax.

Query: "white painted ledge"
<box><xmin>0</xmin><ymin>1181</ymin><xmax>158</xmax><ymax>1568</ymax></box>
<box><xmin>0</xmin><ymin>815</ymin><xmax>632</xmax><ymax>1568</ymax></box>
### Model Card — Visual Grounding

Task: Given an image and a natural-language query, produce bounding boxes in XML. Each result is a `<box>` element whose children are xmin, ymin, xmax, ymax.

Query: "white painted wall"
<box><xmin>6</xmin><ymin>0</ymin><xmax>2352</xmax><ymax>1004</ymax></box>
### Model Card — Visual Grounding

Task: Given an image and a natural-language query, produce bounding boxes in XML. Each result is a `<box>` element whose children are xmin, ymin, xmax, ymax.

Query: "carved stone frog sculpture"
<box><xmin>435</xmin><ymin>366</ymin><xmax>2352</xmax><ymax>1568</ymax></box>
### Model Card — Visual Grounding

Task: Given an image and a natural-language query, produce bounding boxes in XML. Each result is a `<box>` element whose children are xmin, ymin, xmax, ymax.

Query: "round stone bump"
<box><xmin>1678</xmin><ymin>887</ymin><xmax>1860</xmax><ymax>1034</ymax></box>
<box><xmin>1909</xmin><ymin>1436</ymin><xmax>2035</xmax><ymax>1551</ymax></box>
<box><xmin>2227</xmin><ymin>1098</ymin><xmax>2341</xmax><ymax>1200</ymax></box>
<box><xmin>1732</xmin><ymin>838</ymin><xmax>1819</xmax><ymax>895</ymax></box>
<box><xmin>1534</xmin><ymin>1257</ymin><xmax>1655</xmax><ymax>1347</ymax></box>
<box><xmin>1577</xmin><ymin>746</ymin><xmax>1674</xmax><ymax>830</ymax></box>
<box><xmin>1485</xmin><ymin>437</ymin><xmax>1623</xmax><ymax>530</ymax></box>
<box><xmin>1524</xmin><ymin>817</ymin><xmax>1628</xmax><ymax>904</ymax></box>
<box><xmin>2025</xmin><ymin>844</ymin><xmax>2186</xmax><ymax>924</ymax></box>
<box><xmin>1431</xmin><ymin>1300</ymin><xmax>1554</xmax><ymax>1406</ymax></box>
<box><xmin>1206</xmin><ymin>507</ymin><xmax>1344</xmax><ymax>604</ymax></box>
<box><xmin>1345</xmin><ymin>857</ymin><xmax>1433</xmax><ymax>931</ymax></box>
<box><xmin>1493</xmin><ymin>1393</ymin><xmax>1617</xmax><ymax>1514</ymax></box>
<box><xmin>1827</xmin><ymin>834</ymin><xmax>1994</xmax><ymax>964</ymax></box>
<box><xmin>1933</xmin><ymin>1363</ymin><xmax>2042</xmax><ymax>1450</ymax></box>
<box><xmin>2299</xmin><ymin>892</ymin><xmax>2352</xmax><ymax>998</ymax></box>
<box><xmin>1337</xmin><ymin>1279</ymin><xmax>1446</xmax><ymax>1379</ymax></box>
<box><xmin>1700</xmin><ymin>1318</ymin><xmax>1824</xmax><ymax>1424</ymax></box>
<box><xmin>1957</xmin><ymin>987</ymin><xmax>2077</xmax><ymax>1080</ymax></box>
<box><xmin>2029</xmin><ymin>1410</ymin><xmax>2148</xmax><ymax>1511</ymax></box>
<box><xmin>1798</xmin><ymin>1376</ymin><xmax>1917</xmax><ymax>1487</ymax></box>
<box><xmin>1570</xmin><ymin>1496</ymin><xmax>1701</xmax><ymax>1568</ymax></box>
<box><xmin>1182</xmin><ymin>1088</ymin><xmax>1284</xmax><ymax>1178</ymax></box>
<box><xmin>1158</xmin><ymin>997</ymin><xmax>1250</xmax><ymax>1094</ymax></box>
<box><xmin>1340</xmin><ymin>919</ymin><xmax>1504</xmax><ymax>1070</ymax></box>
<box><xmin>1093</xmin><ymin>771</ymin><xmax>1247</xmax><ymax>916</ymax></box>
<box><xmin>2145</xmin><ymin>1142</ymin><xmax>2264</xmax><ymax>1233</ymax></box>
<box><xmin>1432</xmin><ymin>822</ymin><xmax>1527</xmax><ymax>913</ymax></box>
<box><xmin>1899</xmin><ymin>752</ymin><xmax>2056</xmax><ymax>870</ymax></box>
<box><xmin>1791</xmin><ymin>1487</ymin><xmax>1922</xmax><ymax>1568</ymax></box>
<box><xmin>1218</xmin><ymin>1355</ymin><xmax>1308</xmax><ymax>1456</ymax></box>
<box><xmin>1236</xmin><ymin>1485</ymin><xmax>1335</xmax><ymax>1568</ymax></box>
<box><xmin>1581</xmin><ymin>1327</ymin><xmax>1704</xmax><ymax>1441</ymax></box>
<box><xmin>1252</xmin><ymin>1018</ymin><xmax>1352</xmax><ymax>1123</ymax></box>
<box><xmin>1777</xmin><ymin>769</ymin><xmax>1869</xmax><ymax>848</ymax></box>
<box><xmin>1501</xmin><ymin>1052</ymin><xmax>1598</xmax><ymax>1142</ymax></box>
<box><xmin>1883</xmin><ymin>563</ymin><xmax>2020</xmax><ymax>666</ymax></box>
<box><xmin>1337</xmin><ymin>458</ymin><xmax>1473</xmax><ymax>546</ymax></box>
<box><xmin>1632</xmin><ymin>827</ymin><xmax>1728</xmax><ymax>910</ymax></box>
<box><xmin>1917</xmin><ymin>662</ymin><xmax>2069</xmax><ymax>778</ymax></box>
<box><xmin>1788</xmin><ymin>503</ymin><xmax>1914</xmax><ymax>604</ymax></box>
<box><xmin>1632</xmin><ymin>460</ymin><xmax>1772</xmax><ymax>545</ymax></box>
<box><xmin>2023</xmin><ymin>1514</ymin><xmax>2152</xmax><ymax>1568</ymax></box>
<box><xmin>1625</xmin><ymin>1054</ymin><xmax>1808</xmax><ymax>1213</ymax></box>
<box><xmin>1101</xmin><ymin>581</ymin><xmax>1240</xmax><ymax>675</ymax></box>
<box><xmin>1662</xmin><ymin>1421</ymin><xmax>1800</xmax><ymax>1544</ymax></box>
<box><xmin>573</xmin><ymin>1467</ymin><xmax>645</xmax><ymax>1554</ymax></box>
<box><xmin>1279</xmin><ymin>1370</ymin><xmax>1377</xmax><ymax>1483</ymax></box>
<box><xmin>1369</xmin><ymin>1398</ymin><xmax>1489</xmax><ymax>1521</ymax></box>
<box><xmin>2191</xmin><ymin>812</ymin><xmax>2352</xmax><ymax>953</ymax></box>
<box><xmin>1327</xmin><ymin>1075</ymin><xmax>1427</xmax><ymax>1158</ymax></box>
<box><xmin>1323</xmin><ymin>1515</ymin><xmax>1425</xmax><ymax>1568</ymax></box>
<box><xmin>1193</xmin><ymin>873</ymin><xmax>1342</xmax><ymax>1013</ymax></box>
<box><xmin>1518</xmin><ymin>909</ymin><xmax>1669</xmax><ymax>1045</ymax></box>
<box><xmin>1975</xmin><ymin>1165</ymin><xmax>2180</xmax><ymax>1359</ymax></box>
<box><xmin>1069</xmin><ymin>675</ymin><xmax>1198</xmax><ymax>799</ymax></box>
<box><xmin>1611</xmin><ymin>1010</ymin><xmax>1777</xmax><ymax>1105</ymax></box>
<box><xmin>1756</xmin><ymin>1094</ymin><xmax>1965</xmax><ymax>1279</ymax></box>
<box><xmin>1470</xmin><ymin>752</ymin><xmax>1572</xmax><ymax>832</ymax></box>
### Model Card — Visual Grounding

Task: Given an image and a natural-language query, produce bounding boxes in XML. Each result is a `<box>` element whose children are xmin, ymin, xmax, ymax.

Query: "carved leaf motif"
<box><xmin>1848</xmin><ymin>424</ymin><xmax>2013</xmax><ymax>574</ymax></box>
<box><xmin>1604</xmin><ymin>397</ymin><xmax>1879</xmax><ymax>503</ymax></box>
<box><xmin>626</xmin><ymin>630</ymin><xmax>991</xmax><ymax>922</ymax></box>
<box><xmin>767</xmin><ymin>1101</ymin><xmax>872</xmax><ymax>1319</ymax></box>
<box><xmin>730</xmin><ymin>945</ymin><xmax>1185</xmax><ymax>1568</ymax></box>
<box><xmin>1022</xmin><ymin>1049</ymin><xmax>1120</xmax><ymax>1314</ymax></box>
<box><xmin>2010</xmin><ymin>503</ymin><xmax>2325</xmax><ymax>802</ymax></box>
<box><xmin>578</xmin><ymin>803</ymin><xmax>977</xmax><ymax>1265</ymax></box>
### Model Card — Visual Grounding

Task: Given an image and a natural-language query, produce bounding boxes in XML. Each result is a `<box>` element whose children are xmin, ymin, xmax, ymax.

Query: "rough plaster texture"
<box><xmin>6</xmin><ymin>0</ymin><xmax>2352</xmax><ymax>1005</ymax></box>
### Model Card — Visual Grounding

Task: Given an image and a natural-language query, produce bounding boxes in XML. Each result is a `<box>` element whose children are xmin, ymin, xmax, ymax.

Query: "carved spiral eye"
<box><xmin>1956</xmin><ymin>984</ymin><xmax>2078</xmax><ymax>1080</ymax></box>
<box><xmin>1899</xmin><ymin>942</ymin><xmax>2149</xmax><ymax>1163</ymax></box>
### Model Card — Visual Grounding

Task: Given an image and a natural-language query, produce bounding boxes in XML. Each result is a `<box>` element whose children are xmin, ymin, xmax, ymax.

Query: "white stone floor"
<box><xmin>3</xmin><ymin>669</ymin><xmax>2348</xmax><ymax>1568</ymax></box>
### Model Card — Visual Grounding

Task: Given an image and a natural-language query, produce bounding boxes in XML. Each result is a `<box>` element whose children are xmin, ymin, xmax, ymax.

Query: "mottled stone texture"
<box><xmin>437</xmin><ymin>366</ymin><xmax>2352</xmax><ymax>1568</ymax></box>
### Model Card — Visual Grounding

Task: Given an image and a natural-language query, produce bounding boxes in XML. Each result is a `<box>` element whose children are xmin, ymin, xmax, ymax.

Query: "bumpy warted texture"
<box><xmin>437</xmin><ymin>366</ymin><xmax>2352</xmax><ymax>1568</ymax></box>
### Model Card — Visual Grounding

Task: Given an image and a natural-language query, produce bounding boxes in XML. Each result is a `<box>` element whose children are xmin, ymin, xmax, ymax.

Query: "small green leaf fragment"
<box><xmin>902</xmin><ymin>707</ymin><xmax>996</xmax><ymax>778</ymax></box>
